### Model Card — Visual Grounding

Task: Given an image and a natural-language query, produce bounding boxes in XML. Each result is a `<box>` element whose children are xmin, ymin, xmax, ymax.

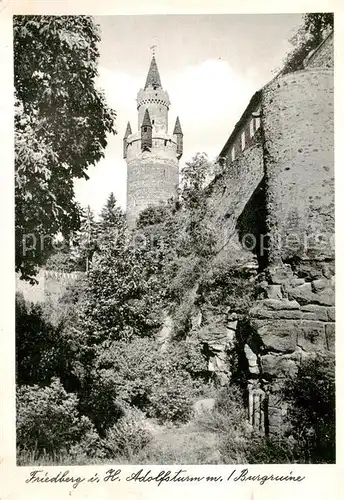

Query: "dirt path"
<box><xmin>140</xmin><ymin>419</ymin><xmax>221</xmax><ymax>464</ymax></box>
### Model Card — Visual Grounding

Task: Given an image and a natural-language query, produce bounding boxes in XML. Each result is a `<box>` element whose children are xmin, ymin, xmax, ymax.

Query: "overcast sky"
<box><xmin>74</xmin><ymin>14</ymin><xmax>303</xmax><ymax>214</ymax></box>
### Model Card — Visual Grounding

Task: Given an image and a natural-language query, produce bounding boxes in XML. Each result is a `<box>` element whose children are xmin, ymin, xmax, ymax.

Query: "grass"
<box><xmin>17</xmin><ymin>421</ymin><xmax>222</xmax><ymax>466</ymax></box>
<box><xmin>17</xmin><ymin>405</ymin><xmax>253</xmax><ymax>466</ymax></box>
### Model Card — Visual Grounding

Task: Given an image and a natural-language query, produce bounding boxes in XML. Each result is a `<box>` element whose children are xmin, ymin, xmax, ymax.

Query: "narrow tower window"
<box><xmin>231</xmin><ymin>147</ymin><xmax>235</xmax><ymax>162</ymax></box>
<box><xmin>255</xmin><ymin>116</ymin><xmax>261</xmax><ymax>130</ymax></box>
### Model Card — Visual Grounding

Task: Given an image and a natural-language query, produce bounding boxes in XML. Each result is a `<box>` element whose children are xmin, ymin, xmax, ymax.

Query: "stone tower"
<box><xmin>124</xmin><ymin>56</ymin><xmax>183</xmax><ymax>228</ymax></box>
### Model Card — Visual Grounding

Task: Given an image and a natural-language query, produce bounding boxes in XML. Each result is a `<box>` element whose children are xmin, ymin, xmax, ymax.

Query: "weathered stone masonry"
<box><xmin>198</xmin><ymin>32</ymin><xmax>334</xmax><ymax>433</ymax></box>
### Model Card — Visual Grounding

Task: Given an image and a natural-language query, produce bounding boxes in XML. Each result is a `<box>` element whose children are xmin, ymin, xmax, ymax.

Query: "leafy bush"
<box><xmin>148</xmin><ymin>373</ymin><xmax>193</xmax><ymax>423</ymax></box>
<box><xmin>16</xmin><ymin>378</ymin><xmax>95</xmax><ymax>457</ymax></box>
<box><xmin>137</xmin><ymin>204</ymin><xmax>172</xmax><ymax>228</ymax></box>
<box><xmin>16</xmin><ymin>292</ymin><xmax>91</xmax><ymax>393</ymax></box>
<box><xmin>86</xmin><ymin>338</ymin><xmax>196</xmax><ymax>430</ymax></box>
<box><xmin>69</xmin><ymin>417</ymin><xmax>106</xmax><ymax>461</ymax></box>
<box><xmin>283</xmin><ymin>354</ymin><xmax>335</xmax><ymax>463</ymax></box>
<box><xmin>244</xmin><ymin>355</ymin><xmax>335</xmax><ymax>464</ymax></box>
<box><xmin>16</xmin><ymin>295</ymin><xmax>65</xmax><ymax>386</ymax></box>
<box><xmin>198</xmin><ymin>264</ymin><xmax>257</xmax><ymax>316</ymax></box>
<box><xmin>245</xmin><ymin>435</ymin><xmax>300</xmax><ymax>464</ymax></box>
<box><xmin>103</xmin><ymin>407</ymin><xmax>152</xmax><ymax>460</ymax></box>
<box><xmin>170</xmin><ymin>340</ymin><xmax>208</xmax><ymax>381</ymax></box>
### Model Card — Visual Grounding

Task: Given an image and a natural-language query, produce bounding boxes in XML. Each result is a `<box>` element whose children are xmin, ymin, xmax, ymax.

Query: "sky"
<box><xmin>74</xmin><ymin>14</ymin><xmax>303</xmax><ymax>214</ymax></box>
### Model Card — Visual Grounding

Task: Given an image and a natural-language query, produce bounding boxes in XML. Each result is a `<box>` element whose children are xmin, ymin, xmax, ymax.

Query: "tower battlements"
<box><xmin>124</xmin><ymin>55</ymin><xmax>183</xmax><ymax>228</ymax></box>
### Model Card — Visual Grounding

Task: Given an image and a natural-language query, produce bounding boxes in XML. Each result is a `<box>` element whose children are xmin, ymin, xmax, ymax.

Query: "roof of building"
<box><xmin>218</xmin><ymin>90</ymin><xmax>262</xmax><ymax>159</ymax></box>
<box><xmin>173</xmin><ymin>116</ymin><xmax>183</xmax><ymax>135</ymax></box>
<box><xmin>144</xmin><ymin>56</ymin><xmax>162</xmax><ymax>90</ymax></box>
<box><xmin>141</xmin><ymin>108</ymin><xmax>152</xmax><ymax>127</ymax></box>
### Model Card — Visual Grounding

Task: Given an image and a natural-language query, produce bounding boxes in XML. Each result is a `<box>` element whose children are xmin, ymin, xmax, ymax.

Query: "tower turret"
<box><xmin>123</xmin><ymin>121</ymin><xmax>132</xmax><ymax>159</ymax></box>
<box><xmin>173</xmin><ymin>116</ymin><xmax>183</xmax><ymax>160</ymax></box>
<box><xmin>137</xmin><ymin>56</ymin><xmax>170</xmax><ymax>133</ymax></box>
<box><xmin>125</xmin><ymin>54</ymin><xmax>184</xmax><ymax>228</ymax></box>
<box><xmin>141</xmin><ymin>109</ymin><xmax>152</xmax><ymax>151</ymax></box>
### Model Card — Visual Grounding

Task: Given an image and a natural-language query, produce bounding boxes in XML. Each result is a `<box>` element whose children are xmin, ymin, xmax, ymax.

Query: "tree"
<box><xmin>14</xmin><ymin>16</ymin><xmax>116</xmax><ymax>281</ymax></box>
<box><xmin>281</xmin><ymin>13</ymin><xmax>333</xmax><ymax>75</ymax></box>
<box><xmin>179</xmin><ymin>153</ymin><xmax>217</xmax><ymax>259</ymax></box>
<box><xmin>70</xmin><ymin>205</ymin><xmax>99</xmax><ymax>271</ymax></box>
<box><xmin>97</xmin><ymin>192</ymin><xmax>127</xmax><ymax>252</ymax></box>
<box><xmin>180</xmin><ymin>152</ymin><xmax>213</xmax><ymax>211</ymax></box>
<box><xmin>76</xmin><ymin>196</ymin><xmax>166</xmax><ymax>343</ymax></box>
<box><xmin>15</xmin><ymin>291</ymin><xmax>91</xmax><ymax>392</ymax></box>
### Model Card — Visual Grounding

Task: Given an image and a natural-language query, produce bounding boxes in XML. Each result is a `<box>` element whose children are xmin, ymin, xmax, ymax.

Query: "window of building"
<box><xmin>164</xmin><ymin>140</ymin><xmax>167</xmax><ymax>146</ymax></box>
<box><xmin>241</xmin><ymin>131</ymin><xmax>245</xmax><ymax>151</ymax></box>
<box><xmin>255</xmin><ymin>116</ymin><xmax>261</xmax><ymax>130</ymax></box>
<box><xmin>152</xmin><ymin>119</ymin><xmax>155</xmax><ymax>125</ymax></box>
<box><xmin>144</xmin><ymin>127</ymin><xmax>147</xmax><ymax>132</ymax></box>
<box><xmin>249</xmin><ymin>119</ymin><xmax>255</xmax><ymax>138</ymax></box>
<box><xmin>231</xmin><ymin>147</ymin><xmax>235</xmax><ymax>162</ymax></box>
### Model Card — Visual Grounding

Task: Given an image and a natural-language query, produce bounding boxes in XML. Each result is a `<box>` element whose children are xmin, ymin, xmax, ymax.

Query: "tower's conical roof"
<box><xmin>124</xmin><ymin>121</ymin><xmax>132</xmax><ymax>138</ymax></box>
<box><xmin>173</xmin><ymin>116</ymin><xmax>183</xmax><ymax>135</ymax></box>
<box><xmin>144</xmin><ymin>56</ymin><xmax>162</xmax><ymax>90</ymax></box>
<box><xmin>141</xmin><ymin>108</ymin><xmax>152</xmax><ymax>127</ymax></box>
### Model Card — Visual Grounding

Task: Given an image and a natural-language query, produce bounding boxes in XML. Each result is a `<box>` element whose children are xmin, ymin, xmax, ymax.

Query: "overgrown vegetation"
<box><xmin>281</xmin><ymin>13</ymin><xmax>333</xmax><ymax>75</ymax></box>
<box><xmin>16</xmin><ymin>170</ymin><xmax>335</xmax><ymax>465</ymax></box>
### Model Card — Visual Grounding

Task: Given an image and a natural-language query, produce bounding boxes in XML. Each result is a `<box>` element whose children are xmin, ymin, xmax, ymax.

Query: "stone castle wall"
<box><xmin>207</xmin><ymin>141</ymin><xmax>264</xmax><ymax>267</ymax></box>
<box><xmin>263</xmin><ymin>68</ymin><xmax>334</xmax><ymax>265</ymax></box>
<box><xmin>16</xmin><ymin>270</ymin><xmax>82</xmax><ymax>304</ymax></box>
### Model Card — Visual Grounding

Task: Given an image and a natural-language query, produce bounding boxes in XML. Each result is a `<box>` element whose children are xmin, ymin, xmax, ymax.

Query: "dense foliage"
<box><xmin>16</xmin><ymin>378</ymin><xmax>96</xmax><ymax>456</ymax></box>
<box><xmin>284</xmin><ymin>355</ymin><xmax>335</xmax><ymax>463</ymax></box>
<box><xmin>14</xmin><ymin>15</ymin><xmax>116</xmax><ymax>280</ymax></box>
<box><xmin>281</xmin><ymin>13</ymin><xmax>333</xmax><ymax>75</ymax></box>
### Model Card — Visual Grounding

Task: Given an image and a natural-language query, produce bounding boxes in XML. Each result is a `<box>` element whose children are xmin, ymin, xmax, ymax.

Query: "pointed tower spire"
<box><xmin>144</xmin><ymin>56</ymin><xmax>162</xmax><ymax>90</ymax></box>
<box><xmin>173</xmin><ymin>116</ymin><xmax>183</xmax><ymax>135</ymax></box>
<box><xmin>124</xmin><ymin>121</ymin><xmax>132</xmax><ymax>138</ymax></box>
<box><xmin>123</xmin><ymin>121</ymin><xmax>132</xmax><ymax>159</ymax></box>
<box><xmin>173</xmin><ymin>116</ymin><xmax>183</xmax><ymax>159</ymax></box>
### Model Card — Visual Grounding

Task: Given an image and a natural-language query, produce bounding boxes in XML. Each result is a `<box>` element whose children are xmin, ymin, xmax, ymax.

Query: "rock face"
<box><xmin>247</xmin><ymin>263</ymin><xmax>335</xmax><ymax>434</ymax></box>
<box><xmin>197</xmin><ymin>310</ymin><xmax>237</xmax><ymax>386</ymax></box>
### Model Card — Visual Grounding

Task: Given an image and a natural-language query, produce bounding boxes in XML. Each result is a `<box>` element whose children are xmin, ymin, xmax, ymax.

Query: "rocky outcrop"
<box><xmin>246</xmin><ymin>263</ymin><xmax>335</xmax><ymax>434</ymax></box>
<box><xmin>189</xmin><ymin>307</ymin><xmax>238</xmax><ymax>386</ymax></box>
